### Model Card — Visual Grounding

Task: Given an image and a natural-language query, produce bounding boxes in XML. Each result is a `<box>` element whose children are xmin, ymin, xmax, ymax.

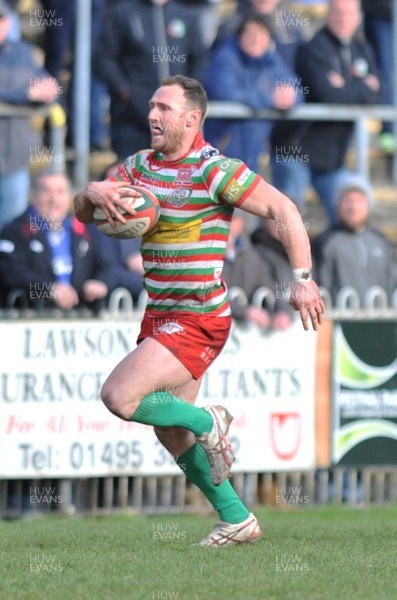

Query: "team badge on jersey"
<box><xmin>165</xmin><ymin>188</ymin><xmax>192</xmax><ymax>207</ymax></box>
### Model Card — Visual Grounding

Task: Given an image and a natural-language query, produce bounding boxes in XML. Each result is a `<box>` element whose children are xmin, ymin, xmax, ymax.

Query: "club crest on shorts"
<box><xmin>156</xmin><ymin>321</ymin><xmax>185</xmax><ymax>335</ymax></box>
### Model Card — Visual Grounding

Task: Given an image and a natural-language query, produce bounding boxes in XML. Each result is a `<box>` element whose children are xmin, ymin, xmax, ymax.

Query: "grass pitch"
<box><xmin>1</xmin><ymin>505</ymin><xmax>396</xmax><ymax>600</ymax></box>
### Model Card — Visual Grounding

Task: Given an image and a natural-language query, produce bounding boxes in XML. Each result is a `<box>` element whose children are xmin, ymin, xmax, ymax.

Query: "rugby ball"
<box><xmin>93</xmin><ymin>185</ymin><xmax>160</xmax><ymax>239</ymax></box>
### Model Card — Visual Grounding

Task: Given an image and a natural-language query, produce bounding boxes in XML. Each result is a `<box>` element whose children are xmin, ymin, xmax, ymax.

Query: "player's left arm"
<box><xmin>240</xmin><ymin>178</ymin><xmax>325</xmax><ymax>331</ymax></box>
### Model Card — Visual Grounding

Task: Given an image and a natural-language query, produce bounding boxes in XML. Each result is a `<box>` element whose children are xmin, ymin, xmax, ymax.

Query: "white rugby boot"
<box><xmin>195</xmin><ymin>405</ymin><xmax>235</xmax><ymax>486</ymax></box>
<box><xmin>197</xmin><ymin>513</ymin><xmax>262</xmax><ymax>547</ymax></box>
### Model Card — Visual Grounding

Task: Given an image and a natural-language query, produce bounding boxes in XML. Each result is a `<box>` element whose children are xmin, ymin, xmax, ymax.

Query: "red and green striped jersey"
<box><xmin>113</xmin><ymin>132</ymin><xmax>261</xmax><ymax>316</ymax></box>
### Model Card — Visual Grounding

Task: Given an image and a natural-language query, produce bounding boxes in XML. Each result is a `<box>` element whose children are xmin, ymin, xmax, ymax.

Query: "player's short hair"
<box><xmin>161</xmin><ymin>75</ymin><xmax>208</xmax><ymax>122</ymax></box>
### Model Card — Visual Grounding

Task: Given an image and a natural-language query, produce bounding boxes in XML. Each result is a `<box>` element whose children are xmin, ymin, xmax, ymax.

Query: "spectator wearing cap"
<box><xmin>312</xmin><ymin>172</ymin><xmax>397</xmax><ymax>306</ymax></box>
<box><xmin>204</xmin><ymin>12</ymin><xmax>302</xmax><ymax>172</ymax></box>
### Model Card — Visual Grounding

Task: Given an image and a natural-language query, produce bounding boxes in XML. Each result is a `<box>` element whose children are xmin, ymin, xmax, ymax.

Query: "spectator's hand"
<box><xmin>289</xmin><ymin>281</ymin><xmax>325</xmax><ymax>331</ymax></box>
<box><xmin>125</xmin><ymin>253</ymin><xmax>144</xmax><ymax>275</ymax></box>
<box><xmin>53</xmin><ymin>282</ymin><xmax>79</xmax><ymax>310</ymax></box>
<box><xmin>273</xmin><ymin>84</ymin><xmax>297</xmax><ymax>110</ymax></box>
<box><xmin>246</xmin><ymin>306</ymin><xmax>271</xmax><ymax>329</ymax></box>
<box><xmin>272</xmin><ymin>311</ymin><xmax>293</xmax><ymax>331</ymax></box>
<box><xmin>364</xmin><ymin>74</ymin><xmax>380</xmax><ymax>93</ymax></box>
<box><xmin>327</xmin><ymin>71</ymin><xmax>345</xmax><ymax>88</ymax></box>
<box><xmin>28</xmin><ymin>77</ymin><xmax>59</xmax><ymax>103</ymax></box>
<box><xmin>83</xmin><ymin>280</ymin><xmax>108</xmax><ymax>302</ymax></box>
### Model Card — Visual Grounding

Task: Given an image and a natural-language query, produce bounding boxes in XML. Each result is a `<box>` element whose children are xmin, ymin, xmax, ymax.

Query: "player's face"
<box><xmin>337</xmin><ymin>189</ymin><xmax>369</xmax><ymax>231</ymax></box>
<box><xmin>148</xmin><ymin>85</ymin><xmax>191</xmax><ymax>156</ymax></box>
<box><xmin>32</xmin><ymin>174</ymin><xmax>71</xmax><ymax>225</ymax></box>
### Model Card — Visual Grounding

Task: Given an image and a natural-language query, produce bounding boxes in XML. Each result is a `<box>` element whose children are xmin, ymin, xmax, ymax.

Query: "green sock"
<box><xmin>131</xmin><ymin>391</ymin><xmax>213</xmax><ymax>436</ymax></box>
<box><xmin>177</xmin><ymin>444</ymin><xmax>250</xmax><ymax>524</ymax></box>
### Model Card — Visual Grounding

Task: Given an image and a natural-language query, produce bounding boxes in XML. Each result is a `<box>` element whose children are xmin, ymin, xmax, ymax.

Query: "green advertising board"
<box><xmin>332</xmin><ymin>321</ymin><xmax>397</xmax><ymax>465</ymax></box>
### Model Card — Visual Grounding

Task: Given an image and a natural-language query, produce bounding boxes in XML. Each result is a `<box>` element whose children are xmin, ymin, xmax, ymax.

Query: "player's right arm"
<box><xmin>237</xmin><ymin>178</ymin><xmax>324</xmax><ymax>331</ymax></box>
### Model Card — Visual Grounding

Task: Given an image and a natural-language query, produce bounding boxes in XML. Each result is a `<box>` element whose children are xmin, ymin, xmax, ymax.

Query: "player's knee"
<box><xmin>100</xmin><ymin>382</ymin><xmax>136</xmax><ymax>421</ymax></box>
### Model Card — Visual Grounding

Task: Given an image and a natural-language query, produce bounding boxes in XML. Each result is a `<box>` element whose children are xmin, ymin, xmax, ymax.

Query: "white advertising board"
<box><xmin>0</xmin><ymin>319</ymin><xmax>316</xmax><ymax>477</ymax></box>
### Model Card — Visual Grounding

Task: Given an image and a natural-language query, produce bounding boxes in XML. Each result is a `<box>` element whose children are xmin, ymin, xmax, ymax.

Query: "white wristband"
<box><xmin>293</xmin><ymin>268</ymin><xmax>312</xmax><ymax>282</ymax></box>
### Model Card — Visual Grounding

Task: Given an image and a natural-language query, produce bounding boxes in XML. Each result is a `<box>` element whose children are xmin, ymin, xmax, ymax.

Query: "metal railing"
<box><xmin>230</xmin><ymin>284</ymin><xmax>397</xmax><ymax>319</ymax></box>
<box><xmin>207</xmin><ymin>101</ymin><xmax>397</xmax><ymax>182</ymax></box>
<box><xmin>1</xmin><ymin>100</ymin><xmax>395</xmax><ymax>186</ymax></box>
<box><xmin>2</xmin><ymin>284</ymin><xmax>397</xmax><ymax>320</ymax></box>
<box><xmin>2</xmin><ymin>467</ymin><xmax>397</xmax><ymax>518</ymax></box>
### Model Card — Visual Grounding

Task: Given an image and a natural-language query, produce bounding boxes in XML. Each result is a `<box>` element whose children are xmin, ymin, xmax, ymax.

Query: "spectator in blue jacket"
<box><xmin>204</xmin><ymin>12</ymin><xmax>302</xmax><ymax>172</ymax></box>
<box><xmin>214</xmin><ymin>0</ymin><xmax>303</xmax><ymax>68</ymax></box>
<box><xmin>0</xmin><ymin>1</ymin><xmax>59</xmax><ymax>231</ymax></box>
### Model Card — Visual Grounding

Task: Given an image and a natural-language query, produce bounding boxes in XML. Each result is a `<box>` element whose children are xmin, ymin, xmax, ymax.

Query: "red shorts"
<box><xmin>137</xmin><ymin>312</ymin><xmax>232</xmax><ymax>379</ymax></box>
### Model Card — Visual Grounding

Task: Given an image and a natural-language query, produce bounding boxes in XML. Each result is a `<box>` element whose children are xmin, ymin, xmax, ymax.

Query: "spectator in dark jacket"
<box><xmin>362</xmin><ymin>0</ymin><xmax>394</xmax><ymax>149</ymax></box>
<box><xmin>93</xmin><ymin>0</ymin><xmax>211</xmax><ymax>160</ymax></box>
<box><xmin>204</xmin><ymin>12</ymin><xmax>301</xmax><ymax>172</ymax></box>
<box><xmin>312</xmin><ymin>172</ymin><xmax>397</xmax><ymax>307</ymax></box>
<box><xmin>0</xmin><ymin>1</ymin><xmax>59</xmax><ymax>230</ymax></box>
<box><xmin>0</xmin><ymin>172</ymin><xmax>116</xmax><ymax>311</ymax></box>
<box><xmin>270</xmin><ymin>0</ymin><xmax>382</xmax><ymax>224</ymax></box>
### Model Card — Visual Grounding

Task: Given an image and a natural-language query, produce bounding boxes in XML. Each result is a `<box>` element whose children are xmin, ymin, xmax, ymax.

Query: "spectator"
<box><xmin>39</xmin><ymin>0</ymin><xmax>76</xmax><ymax>81</ymax></box>
<box><xmin>222</xmin><ymin>210</ymin><xmax>286</xmax><ymax>330</ymax></box>
<box><xmin>362</xmin><ymin>0</ymin><xmax>394</xmax><ymax>152</ymax></box>
<box><xmin>0</xmin><ymin>1</ymin><xmax>59</xmax><ymax>231</ymax></box>
<box><xmin>93</xmin><ymin>0</ymin><xmax>212</xmax><ymax>160</ymax></box>
<box><xmin>204</xmin><ymin>12</ymin><xmax>301</xmax><ymax>172</ymax></box>
<box><xmin>250</xmin><ymin>215</ymin><xmax>294</xmax><ymax>330</ymax></box>
<box><xmin>312</xmin><ymin>172</ymin><xmax>397</xmax><ymax>306</ymax></box>
<box><xmin>214</xmin><ymin>0</ymin><xmax>303</xmax><ymax>67</ymax></box>
<box><xmin>0</xmin><ymin>171</ymin><xmax>116</xmax><ymax>311</ymax></box>
<box><xmin>36</xmin><ymin>0</ymin><xmax>110</xmax><ymax>150</ymax></box>
<box><xmin>4</xmin><ymin>0</ymin><xmax>19</xmax><ymax>41</ymax></box>
<box><xmin>269</xmin><ymin>0</ymin><xmax>382</xmax><ymax>223</ymax></box>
